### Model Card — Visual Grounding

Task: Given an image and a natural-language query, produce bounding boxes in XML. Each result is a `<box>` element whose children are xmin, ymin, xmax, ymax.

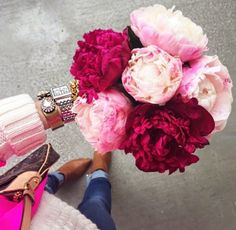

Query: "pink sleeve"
<box><xmin>0</xmin><ymin>94</ymin><xmax>47</xmax><ymax>166</ymax></box>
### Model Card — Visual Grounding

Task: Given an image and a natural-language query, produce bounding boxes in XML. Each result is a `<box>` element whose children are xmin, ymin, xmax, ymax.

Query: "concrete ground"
<box><xmin>0</xmin><ymin>0</ymin><xmax>235</xmax><ymax>229</ymax></box>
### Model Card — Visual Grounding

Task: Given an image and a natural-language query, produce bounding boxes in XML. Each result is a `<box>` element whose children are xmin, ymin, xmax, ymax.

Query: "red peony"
<box><xmin>120</xmin><ymin>96</ymin><xmax>215</xmax><ymax>174</ymax></box>
<box><xmin>0</xmin><ymin>160</ymin><xmax>5</xmax><ymax>167</ymax></box>
<box><xmin>70</xmin><ymin>29</ymin><xmax>131</xmax><ymax>103</ymax></box>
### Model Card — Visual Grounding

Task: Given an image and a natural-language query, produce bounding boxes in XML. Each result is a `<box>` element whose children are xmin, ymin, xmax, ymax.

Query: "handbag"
<box><xmin>0</xmin><ymin>143</ymin><xmax>60</xmax><ymax>230</ymax></box>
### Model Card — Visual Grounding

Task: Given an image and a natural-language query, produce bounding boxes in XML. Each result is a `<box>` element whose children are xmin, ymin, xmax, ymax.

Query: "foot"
<box><xmin>90</xmin><ymin>151</ymin><xmax>112</xmax><ymax>173</ymax></box>
<box><xmin>57</xmin><ymin>158</ymin><xmax>91</xmax><ymax>182</ymax></box>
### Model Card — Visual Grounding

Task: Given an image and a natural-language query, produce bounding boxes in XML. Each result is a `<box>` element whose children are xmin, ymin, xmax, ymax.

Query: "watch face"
<box><xmin>51</xmin><ymin>86</ymin><xmax>71</xmax><ymax>99</ymax></box>
<box><xmin>41</xmin><ymin>97</ymin><xmax>56</xmax><ymax>113</ymax></box>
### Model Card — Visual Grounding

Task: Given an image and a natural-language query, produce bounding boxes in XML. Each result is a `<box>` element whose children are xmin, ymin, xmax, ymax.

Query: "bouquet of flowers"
<box><xmin>70</xmin><ymin>5</ymin><xmax>233</xmax><ymax>174</ymax></box>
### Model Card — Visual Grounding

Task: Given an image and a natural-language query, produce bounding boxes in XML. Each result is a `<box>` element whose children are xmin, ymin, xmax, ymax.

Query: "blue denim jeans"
<box><xmin>45</xmin><ymin>170</ymin><xmax>116</xmax><ymax>230</ymax></box>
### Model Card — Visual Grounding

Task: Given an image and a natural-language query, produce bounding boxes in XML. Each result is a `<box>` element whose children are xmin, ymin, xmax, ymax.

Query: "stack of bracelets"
<box><xmin>37</xmin><ymin>80</ymin><xmax>79</xmax><ymax>130</ymax></box>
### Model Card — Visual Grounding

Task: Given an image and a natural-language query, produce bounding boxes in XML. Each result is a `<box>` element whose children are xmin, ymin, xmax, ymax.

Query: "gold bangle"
<box><xmin>69</xmin><ymin>80</ymin><xmax>79</xmax><ymax>101</ymax></box>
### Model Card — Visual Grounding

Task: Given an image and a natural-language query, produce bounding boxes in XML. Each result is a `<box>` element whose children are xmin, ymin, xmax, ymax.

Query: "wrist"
<box><xmin>35</xmin><ymin>100</ymin><xmax>50</xmax><ymax>129</ymax></box>
<box><xmin>36</xmin><ymin>81</ymin><xmax>78</xmax><ymax>130</ymax></box>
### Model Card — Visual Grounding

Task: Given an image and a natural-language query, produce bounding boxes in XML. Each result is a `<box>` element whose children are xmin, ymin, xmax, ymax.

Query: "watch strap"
<box><xmin>50</xmin><ymin>85</ymin><xmax>76</xmax><ymax>123</ymax></box>
<box><xmin>57</xmin><ymin>98</ymin><xmax>75</xmax><ymax>123</ymax></box>
<box><xmin>40</xmin><ymin>97</ymin><xmax>64</xmax><ymax>130</ymax></box>
<box><xmin>43</xmin><ymin>108</ymin><xmax>64</xmax><ymax>130</ymax></box>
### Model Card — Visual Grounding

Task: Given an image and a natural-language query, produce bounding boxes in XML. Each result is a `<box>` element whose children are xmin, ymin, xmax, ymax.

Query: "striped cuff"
<box><xmin>0</xmin><ymin>94</ymin><xmax>47</xmax><ymax>162</ymax></box>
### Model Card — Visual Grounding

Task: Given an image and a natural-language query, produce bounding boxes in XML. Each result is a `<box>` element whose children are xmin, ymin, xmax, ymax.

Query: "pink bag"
<box><xmin>0</xmin><ymin>177</ymin><xmax>47</xmax><ymax>230</ymax></box>
<box><xmin>0</xmin><ymin>144</ymin><xmax>60</xmax><ymax>230</ymax></box>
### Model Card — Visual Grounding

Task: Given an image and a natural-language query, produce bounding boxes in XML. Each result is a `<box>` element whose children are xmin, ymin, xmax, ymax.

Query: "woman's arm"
<box><xmin>0</xmin><ymin>94</ymin><xmax>48</xmax><ymax>165</ymax></box>
<box><xmin>0</xmin><ymin>82</ymin><xmax>77</xmax><ymax>166</ymax></box>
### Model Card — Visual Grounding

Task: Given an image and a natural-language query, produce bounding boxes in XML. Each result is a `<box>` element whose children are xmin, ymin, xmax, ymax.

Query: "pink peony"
<box><xmin>120</xmin><ymin>96</ymin><xmax>215</xmax><ymax>174</ymax></box>
<box><xmin>122</xmin><ymin>45</ymin><xmax>183</xmax><ymax>105</ymax></box>
<box><xmin>70</xmin><ymin>29</ymin><xmax>131</xmax><ymax>103</ymax></box>
<box><xmin>72</xmin><ymin>89</ymin><xmax>132</xmax><ymax>153</ymax></box>
<box><xmin>130</xmin><ymin>4</ymin><xmax>208</xmax><ymax>62</ymax></box>
<box><xmin>178</xmin><ymin>55</ymin><xmax>233</xmax><ymax>133</ymax></box>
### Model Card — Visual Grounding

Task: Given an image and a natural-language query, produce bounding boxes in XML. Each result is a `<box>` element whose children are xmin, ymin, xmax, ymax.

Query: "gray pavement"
<box><xmin>0</xmin><ymin>0</ymin><xmax>235</xmax><ymax>229</ymax></box>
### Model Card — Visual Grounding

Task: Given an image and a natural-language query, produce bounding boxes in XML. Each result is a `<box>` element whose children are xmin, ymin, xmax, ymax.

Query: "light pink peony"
<box><xmin>122</xmin><ymin>45</ymin><xmax>183</xmax><ymax>105</ymax></box>
<box><xmin>178</xmin><ymin>55</ymin><xmax>233</xmax><ymax>133</ymax></box>
<box><xmin>72</xmin><ymin>89</ymin><xmax>132</xmax><ymax>153</ymax></box>
<box><xmin>130</xmin><ymin>4</ymin><xmax>208</xmax><ymax>62</ymax></box>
